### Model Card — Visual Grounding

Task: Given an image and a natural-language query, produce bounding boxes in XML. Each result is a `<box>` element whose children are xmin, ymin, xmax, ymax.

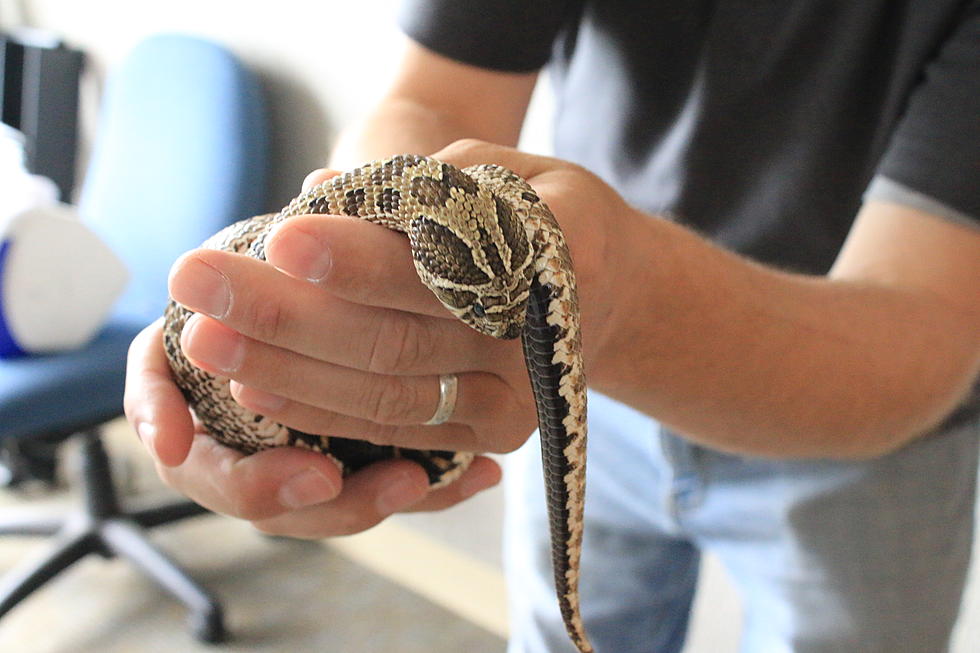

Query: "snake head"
<box><xmin>403</xmin><ymin>163</ymin><xmax>536</xmax><ymax>340</ymax></box>
<box><xmin>409</xmin><ymin>219</ymin><xmax>532</xmax><ymax>339</ymax></box>
<box><xmin>426</xmin><ymin>283</ymin><xmax>528</xmax><ymax>340</ymax></box>
<box><xmin>409</xmin><ymin>213</ymin><xmax>534</xmax><ymax>341</ymax></box>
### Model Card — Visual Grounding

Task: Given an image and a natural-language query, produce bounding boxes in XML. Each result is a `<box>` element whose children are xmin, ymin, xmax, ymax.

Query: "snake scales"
<box><xmin>163</xmin><ymin>154</ymin><xmax>592</xmax><ymax>652</ymax></box>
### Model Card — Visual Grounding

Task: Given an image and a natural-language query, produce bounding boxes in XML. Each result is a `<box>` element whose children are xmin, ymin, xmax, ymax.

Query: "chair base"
<box><xmin>0</xmin><ymin>429</ymin><xmax>226</xmax><ymax>643</ymax></box>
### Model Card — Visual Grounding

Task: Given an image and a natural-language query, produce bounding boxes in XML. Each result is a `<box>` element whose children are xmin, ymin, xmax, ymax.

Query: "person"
<box><xmin>125</xmin><ymin>1</ymin><xmax>980</xmax><ymax>651</ymax></box>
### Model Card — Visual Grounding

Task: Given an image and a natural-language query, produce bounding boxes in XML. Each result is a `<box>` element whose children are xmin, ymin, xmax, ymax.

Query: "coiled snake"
<box><xmin>163</xmin><ymin>155</ymin><xmax>592</xmax><ymax>652</ymax></box>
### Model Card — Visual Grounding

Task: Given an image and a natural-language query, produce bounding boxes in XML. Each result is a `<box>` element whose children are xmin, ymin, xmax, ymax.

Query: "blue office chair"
<box><xmin>0</xmin><ymin>33</ymin><xmax>268</xmax><ymax>642</ymax></box>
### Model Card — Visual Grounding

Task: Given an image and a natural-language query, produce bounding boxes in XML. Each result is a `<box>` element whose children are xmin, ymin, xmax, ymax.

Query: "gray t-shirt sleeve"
<box><xmin>397</xmin><ymin>0</ymin><xmax>579</xmax><ymax>72</ymax></box>
<box><xmin>871</xmin><ymin>2</ymin><xmax>980</xmax><ymax>222</ymax></box>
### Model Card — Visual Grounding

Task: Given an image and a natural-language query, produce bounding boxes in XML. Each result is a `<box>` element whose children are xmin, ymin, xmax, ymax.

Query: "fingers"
<box><xmin>155</xmin><ymin>434</ymin><xmax>343</xmax><ymax>521</ymax></box>
<box><xmin>128</xmin><ymin>159</ymin><xmax>529</xmax><ymax>543</ymax></box>
<box><xmin>179</xmin><ymin>314</ymin><xmax>531</xmax><ymax>452</ymax></box>
<box><xmin>156</xmin><ymin>432</ymin><xmax>501</xmax><ymax>539</ymax></box>
<box><xmin>265</xmin><ymin>145</ymin><xmax>568</xmax><ymax>316</ymax></box>
<box><xmin>247</xmin><ymin>458</ymin><xmax>429</xmax><ymax>538</ymax></box>
<box><xmin>124</xmin><ymin>320</ymin><xmax>195</xmax><ymax>466</ymax></box>
<box><xmin>227</xmin><ymin>381</ymin><xmax>529</xmax><ymax>455</ymax></box>
<box><xmin>275</xmin><ymin>165</ymin><xmax>449</xmax><ymax>315</ymax></box>
<box><xmin>179</xmin><ymin>311</ymin><xmax>457</xmax><ymax>425</ymax></box>
<box><xmin>400</xmin><ymin>456</ymin><xmax>503</xmax><ymax>513</ymax></box>
<box><xmin>169</xmin><ymin>246</ymin><xmax>515</xmax><ymax>377</ymax></box>
<box><xmin>264</xmin><ymin>214</ymin><xmax>447</xmax><ymax>316</ymax></box>
<box><xmin>249</xmin><ymin>455</ymin><xmax>502</xmax><ymax>538</ymax></box>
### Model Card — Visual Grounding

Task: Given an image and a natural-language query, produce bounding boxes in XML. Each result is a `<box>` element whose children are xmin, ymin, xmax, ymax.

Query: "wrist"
<box><xmin>582</xmin><ymin>205</ymin><xmax>658</xmax><ymax>392</ymax></box>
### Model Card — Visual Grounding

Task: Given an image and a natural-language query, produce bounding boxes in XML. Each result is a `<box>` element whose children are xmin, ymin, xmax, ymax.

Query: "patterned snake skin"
<box><xmin>163</xmin><ymin>155</ymin><xmax>592</xmax><ymax>652</ymax></box>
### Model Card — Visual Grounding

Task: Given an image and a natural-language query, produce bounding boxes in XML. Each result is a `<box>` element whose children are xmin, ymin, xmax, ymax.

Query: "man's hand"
<box><xmin>126</xmin><ymin>319</ymin><xmax>506</xmax><ymax>538</ymax></box>
<box><xmin>124</xmin><ymin>140</ymin><xmax>627</xmax><ymax>538</ymax></box>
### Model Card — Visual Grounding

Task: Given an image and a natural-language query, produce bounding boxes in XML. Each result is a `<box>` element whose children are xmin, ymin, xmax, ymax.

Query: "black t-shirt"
<box><xmin>399</xmin><ymin>0</ymin><xmax>980</xmax><ymax>275</ymax></box>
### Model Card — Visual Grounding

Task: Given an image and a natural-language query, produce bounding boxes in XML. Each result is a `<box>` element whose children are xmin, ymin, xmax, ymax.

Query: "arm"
<box><xmin>378</xmin><ymin>142</ymin><xmax>978</xmax><ymax>459</ymax></box>
<box><xmin>592</xmin><ymin>196</ymin><xmax>980</xmax><ymax>458</ymax></box>
<box><xmin>171</xmin><ymin>137</ymin><xmax>978</xmax><ymax>479</ymax></box>
<box><xmin>324</xmin><ymin>6</ymin><xmax>978</xmax><ymax>459</ymax></box>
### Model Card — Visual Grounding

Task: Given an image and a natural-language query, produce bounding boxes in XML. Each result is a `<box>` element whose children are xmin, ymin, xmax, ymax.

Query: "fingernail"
<box><xmin>181</xmin><ymin>315</ymin><xmax>245</xmax><ymax>373</ymax></box>
<box><xmin>279</xmin><ymin>468</ymin><xmax>338</xmax><ymax>509</ymax></box>
<box><xmin>271</xmin><ymin>226</ymin><xmax>332</xmax><ymax>282</ymax></box>
<box><xmin>376</xmin><ymin>472</ymin><xmax>425</xmax><ymax>514</ymax></box>
<box><xmin>171</xmin><ymin>258</ymin><xmax>231</xmax><ymax>318</ymax></box>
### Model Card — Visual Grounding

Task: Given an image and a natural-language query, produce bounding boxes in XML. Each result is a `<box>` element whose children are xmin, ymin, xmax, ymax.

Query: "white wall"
<box><xmin>0</xmin><ymin>0</ymin><xmax>548</xmax><ymax>206</ymax></box>
<box><xmin>3</xmin><ymin>0</ymin><xmax>401</xmax><ymax>206</ymax></box>
<box><xmin>1</xmin><ymin>0</ymin><xmax>553</xmax><ymax>208</ymax></box>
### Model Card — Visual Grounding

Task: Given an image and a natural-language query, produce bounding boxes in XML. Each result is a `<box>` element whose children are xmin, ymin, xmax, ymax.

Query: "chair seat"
<box><xmin>0</xmin><ymin>320</ymin><xmax>146</xmax><ymax>440</ymax></box>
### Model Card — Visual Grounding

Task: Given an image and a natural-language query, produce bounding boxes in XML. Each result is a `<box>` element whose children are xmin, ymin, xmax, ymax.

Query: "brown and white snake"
<box><xmin>163</xmin><ymin>154</ymin><xmax>592</xmax><ymax>652</ymax></box>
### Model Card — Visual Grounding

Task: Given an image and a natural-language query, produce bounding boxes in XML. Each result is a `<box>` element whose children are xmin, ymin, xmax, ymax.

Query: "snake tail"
<box><xmin>522</xmin><ymin>277</ymin><xmax>592</xmax><ymax>653</ymax></box>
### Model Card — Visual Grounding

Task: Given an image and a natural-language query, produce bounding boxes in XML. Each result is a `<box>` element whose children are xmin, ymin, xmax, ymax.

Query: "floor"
<box><xmin>0</xmin><ymin>420</ymin><xmax>976</xmax><ymax>652</ymax></box>
<box><xmin>0</xmin><ymin>422</ymin><xmax>504</xmax><ymax>653</ymax></box>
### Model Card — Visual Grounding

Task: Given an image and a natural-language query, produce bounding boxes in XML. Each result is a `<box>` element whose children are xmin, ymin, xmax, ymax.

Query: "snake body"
<box><xmin>163</xmin><ymin>155</ymin><xmax>592</xmax><ymax>652</ymax></box>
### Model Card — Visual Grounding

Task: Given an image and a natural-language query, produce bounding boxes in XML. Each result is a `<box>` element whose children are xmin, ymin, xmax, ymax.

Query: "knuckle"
<box><xmin>228</xmin><ymin>483</ymin><xmax>279</xmax><ymax>522</ymax></box>
<box><xmin>227</xmin><ymin>482</ymin><xmax>270</xmax><ymax>520</ymax></box>
<box><xmin>476</xmin><ymin>412</ymin><xmax>535</xmax><ymax>455</ymax></box>
<box><xmin>359</xmin><ymin>423</ymin><xmax>399</xmax><ymax>447</ymax></box>
<box><xmin>367</xmin><ymin>314</ymin><xmax>433</xmax><ymax>375</ymax></box>
<box><xmin>440</xmin><ymin>138</ymin><xmax>498</xmax><ymax>165</ymax></box>
<box><xmin>232</xmin><ymin>500</ymin><xmax>267</xmax><ymax>522</ymax></box>
<box><xmin>474</xmin><ymin>429</ymin><xmax>514</xmax><ymax>454</ymax></box>
<box><xmin>320</xmin><ymin>255</ymin><xmax>357</xmax><ymax>295</ymax></box>
<box><xmin>444</xmin><ymin>137</ymin><xmax>488</xmax><ymax>157</ymax></box>
<box><xmin>492</xmin><ymin>433</ymin><xmax>528</xmax><ymax>454</ymax></box>
<box><xmin>241</xmin><ymin>296</ymin><xmax>288</xmax><ymax>344</ymax></box>
<box><xmin>365</xmin><ymin>375</ymin><xmax>420</xmax><ymax>425</ymax></box>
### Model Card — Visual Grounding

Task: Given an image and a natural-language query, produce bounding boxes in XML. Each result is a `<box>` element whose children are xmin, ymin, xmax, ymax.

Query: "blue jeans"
<box><xmin>504</xmin><ymin>392</ymin><xmax>979</xmax><ymax>652</ymax></box>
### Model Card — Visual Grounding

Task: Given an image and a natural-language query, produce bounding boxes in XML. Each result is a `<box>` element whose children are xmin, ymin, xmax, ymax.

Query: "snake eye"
<box><xmin>472</xmin><ymin>303</ymin><xmax>487</xmax><ymax>318</ymax></box>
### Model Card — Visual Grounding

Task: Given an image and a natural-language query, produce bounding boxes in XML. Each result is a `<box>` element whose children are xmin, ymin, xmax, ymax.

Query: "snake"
<box><xmin>162</xmin><ymin>154</ymin><xmax>593</xmax><ymax>653</ymax></box>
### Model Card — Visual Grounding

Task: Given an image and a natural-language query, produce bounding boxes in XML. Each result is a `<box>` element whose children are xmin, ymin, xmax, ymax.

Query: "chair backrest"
<box><xmin>78</xmin><ymin>33</ymin><xmax>268</xmax><ymax>327</ymax></box>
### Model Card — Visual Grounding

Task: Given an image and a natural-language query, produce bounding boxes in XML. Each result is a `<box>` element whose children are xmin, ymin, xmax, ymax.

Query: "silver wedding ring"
<box><xmin>424</xmin><ymin>373</ymin><xmax>459</xmax><ymax>425</ymax></box>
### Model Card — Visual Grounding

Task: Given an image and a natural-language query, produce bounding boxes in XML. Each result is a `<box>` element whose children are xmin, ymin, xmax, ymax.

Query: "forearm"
<box><xmin>593</xmin><ymin>209</ymin><xmax>980</xmax><ymax>459</ymax></box>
